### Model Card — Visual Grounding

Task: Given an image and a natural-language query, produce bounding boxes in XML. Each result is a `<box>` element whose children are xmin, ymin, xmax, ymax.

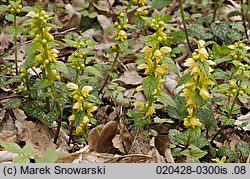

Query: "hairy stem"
<box><xmin>98</xmin><ymin>52</ymin><xmax>120</xmax><ymax>95</ymax></box>
<box><xmin>13</xmin><ymin>12</ymin><xmax>18</xmax><ymax>76</ymax></box>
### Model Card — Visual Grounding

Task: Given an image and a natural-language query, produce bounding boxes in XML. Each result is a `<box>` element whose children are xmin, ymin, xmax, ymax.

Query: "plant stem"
<box><xmin>98</xmin><ymin>52</ymin><xmax>120</xmax><ymax>95</ymax></box>
<box><xmin>241</xmin><ymin>0</ymin><xmax>249</xmax><ymax>39</ymax></box>
<box><xmin>42</xmin><ymin>69</ymin><xmax>51</xmax><ymax>113</ymax></box>
<box><xmin>51</xmin><ymin>82</ymin><xmax>62</xmax><ymax>144</ymax></box>
<box><xmin>212</xmin><ymin>0</ymin><xmax>219</xmax><ymax>22</ymax></box>
<box><xmin>13</xmin><ymin>12</ymin><xmax>18</xmax><ymax>76</ymax></box>
<box><xmin>178</xmin><ymin>0</ymin><xmax>192</xmax><ymax>51</ymax></box>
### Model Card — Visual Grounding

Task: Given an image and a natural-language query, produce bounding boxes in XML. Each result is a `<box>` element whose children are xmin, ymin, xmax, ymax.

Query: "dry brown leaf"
<box><xmin>113</xmin><ymin>70</ymin><xmax>142</xmax><ymax>85</ymax></box>
<box><xmin>62</xmin><ymin>4</ymin><xmax>81</xmax><ymax>29</ymax></box>
<box><xmin>0</xmin><ymin>131</ymin><xmax>16</xmax><ymax>143</ymax></box>
<box><xmin>12</xmin><ymin>109</ymin><xmax>27</xmax><ymax>121</ymax></box>
<box><xmin>112</xmin><ymin>124</ymin><xmax>131</xmax><ymax>154</ymax></box>
<box><xmin>112</xmin><ymin>135</ymin><xmax>125</xmax><ymax>153</ymax></box>
<box><xmin>97</xmin><ymin>15</ymin><xmax>113</xmax><ymax>30</ymax></box>
<box><xmin>88</xmin><ymin>121</ymin><xmax>118</xmax><ymax>153</ymax></box>
<box><xmin>15</xmin><ymin>120</ymin><xmax>55</xmax><ymax>156</ymax></box>
<box><xmin>0</xmin><ymin>30</ymin><xmax>13</xmax><ymax>51</ymax></box>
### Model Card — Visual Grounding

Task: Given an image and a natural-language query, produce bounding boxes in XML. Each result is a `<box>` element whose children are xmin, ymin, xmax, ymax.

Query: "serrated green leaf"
<box><xmin>235</xmin><ymin>141</ymin><xmax>250</xmax><ymax>156</ymax></box>
<box><xmin>13</xmin><ymin>155</ymin><xmax>30</xmax><ymax>163</ymax></box>
<box><xmin>197</xmin><ymin>105</ymin><xmax>217</xmax><ymax>131</ymax></box>
<box><xmin>157</xmin><ymin>91</ymin><xmax>176</xmax><ymax>107</ymax></box>
<box><xmin>22</xmin><ymin>144</ymin><xmax>34</xmax><ymax>156</ymax></box>
<box><xmin>163</xmin><ymin>57</ymin><xmax>178</xmax><ymax>75</ymax></box>
<box><xmin>53</xmin><ymin>61</ymin><xmax>69</xmax><ymax>75</ymax></box>
<box><xmin>187</xmin><ymin>127</ymin><xmax>201</xmax><ymax>140</ymax></box>
<box><xmin>144</xmin><ymin>35</ymin><xmax>158</xmax><ymax>46</ymax></box>
<box><xmin>84</xmin><ymin>66</ymin><xmax>102</xmax><ymax>77</ymax></box>
<box><xmin>23</xmin><ymin>41</ymin><xmax>41</xmax><ymax>69</ymax></box>
<box><xmin>38</xmin><ymin>79</ymin><xmax>53</xmax><ymax>89</ymax></box>
<box><xmin>0</xmin><ymin>141</ymin><xmax>23</xmax><ymax>154</ymax></box>
<box><xmin>44</xmin><ymin>111</ymin><xmax>57</xmax><ymax>125</ymax></box>
<box><xmin>167</xmin><ymin>95</ymin><xmax>188</xmax><ymax>120</ymax></box>
<box><xmin>188</xmin><ymin>24</ymin><xmax>213</xmax><ymax>40</ymax></box>
<box><xmin>86</xmin><ymin>94</ymin><xmax>103</xmax><ymax>105</ymax></box>
<box><xmin>142</xmin><ymin>76</ymin><xmax>158</xmax><ymax>100</ymax></box>
<box><xmin>213</xmin><ymin>83</ymin><xmax>230</xmax><ymax>93</ymax></box>
<box><xmin>169</xmin><ymin>129</ymin><xmax>188</xmax><ymax>146</ymax></box>
<box><xmin>4</xmin><ymin>98</ymin><xmax>21</xmax><ymax>108</ymax></box>
<box><xmin>196</xmin><ymin>60</ymin><xmax>210</xmax><ymax>77</ymax></box>
<box><xmin>151</xmin><ymin>0</ymin><xmax>173</xmax><ymax>9</ymax></box>
<box><xmin>182</xmin><ymin>144</ymin><xmax>207</xmax><ymax>159</ymax></box>
<box><xmin>177</xmin><ymin>72</ymin><xmax>192</xmax><ymax>87</ymax></box>
<box><xmin>219</xmin><ymin>115</ymin><xmax>235</xmax><ymax>125</ymax></box>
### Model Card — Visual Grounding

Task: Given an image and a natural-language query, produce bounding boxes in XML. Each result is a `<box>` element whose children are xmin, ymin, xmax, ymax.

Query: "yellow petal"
<box><xmin>82</xmin><ymin>116</ymin><xmax>89</xmax><ymax>124</ymax></box>
<box><xmin>200</xmin><ymin>88</ymin><xmax>210</xmax><ymax>100</ymax></box>
<box><xmin>141</xmin><ymin>46</ymin><xmax>151</xmax><ymax>53</ymax></box>
<box><xmin>137</xmin><ymin>64</ymin><xmax>148</xmax><ymax>69</ymax></box>
<box><xmin>68</xmin><ymin>114</ymin><xmax>75</xmax><ymax>121</ymax></box>
<box><xmin>67</xmin><ymin>83</ymin><xmax>78</xmax><ymax>90</ymax></box>
<box><xmin>154</xmin><ymin>49</ymin><xmax>162</xmax><ymax>58</ymax></box>
<box><xmin>81</xmin><ymin>86</ymin><xmax>93</xmax><ymax>97</ymax></box>
<box><xmin>184</xmin><ymin>58</ymin><xmax>195</xmax><ymax>67</ymax></box>
<box><xmin>134</xmin><ymin>101</ymin><xmax>144</xmax><ymax>111</ymax></box>
<box><xmin>160</xmin><ymin>46</ymin><xmax>172</xmax><ymax>54</ymax></box>
<box><xmin>198</xmin><ymin>40</ymin><xmax>206</xmax><ymax>47</ymax></box>
<box><xmin>27</xmin><ymin>11</ymin><xmax>36</xmax><ymax>17</ymax></box>
<box><xmin>146</xmin><ymin>106</ymin><xmax>155</xmax><ymax>116</ymax></box>
<box><xmin>73</xmin><ymin>102</ymin><xmax>81</xmax><ymax>109</ymax></box>
<box><xmin>136</xmin><ymin>85</ymin><xmax>143</xmax><ymax>92</ymax></box>
<box><xmin>76</xmin><ymin>126</ymin><xmax>82</xmax><ymax>135</ymax></box>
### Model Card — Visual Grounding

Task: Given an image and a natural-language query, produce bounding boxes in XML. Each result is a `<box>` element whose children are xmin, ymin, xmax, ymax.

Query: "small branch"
<box><xmin>178</xmin><ymin>0</ymin><xmax>192</xmax><ymax>51</ymax></box>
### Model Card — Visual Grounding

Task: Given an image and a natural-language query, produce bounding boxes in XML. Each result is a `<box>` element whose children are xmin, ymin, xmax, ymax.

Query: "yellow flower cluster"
<box><xmin>27</xmin><ymin>10</ymin><xmax>60</xmax><ymax>81</ymax></box>
<box><xmin>113</xmin><ymin>13</ymin><xmax>128</xmax><ymax>43</ymax></box>
<box><xmin>134</xmin><ymin>101</ymin><xmax>155</xmax><ymax>118</ymax></box>
<box><xmin>150</xmin><ymin>19</ymin><xmax>168</xmax><ymax>43</ymax></box>
<box><xmin>228</xmin><ymin>41</ymin><xmax>250</xmax><ymax>60</ymax></box>
<box><xmin>67</xmin><ymin>83</ymin><xmax>97</xmax><ymax>135</ymax></box>
<box><xmin>132</xmin><ymin>0</ymin><xmax>145</xmax><ymax>6</ymax></box>
<box><xmin>180</xmin><ymin>40</ymin><xmax>215</xmax><ymax>116</ymax></box>
<box><xmin>135</xmin><ymin>7</ymin><xmax>148</xmax><ymax>16</ymax></box>
<box><xmin>138</xmin><ymin>46</ymin><xmax>172</xmax><ymax>77</ymax></box>
<box><xmin>183</xmin><ymin>116</ymin><xmax>202</xmax><ymax>128</ymax></box>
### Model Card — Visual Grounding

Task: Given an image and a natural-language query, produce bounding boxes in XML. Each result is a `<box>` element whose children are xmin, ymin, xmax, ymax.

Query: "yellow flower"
<box><xmin>73</xmin><ymin>102</ymin><xmax>81</xmax><ymax>110</ymax></box>
<box><xmin>67</xmin><ymin>83</ymin><xmax>79</xmax><ymax>90</ymax></box>
<box><xmin>146</xmin><ymin>105</ymin><xmax>155</xmax><ymax>117</ymax></box>
<box><xmin>68</xmin><ymin>114</ymin><xmax>75</xmax><ymax>121</ymax></box>
<box><xmin>154</xmin><ymin>49</ymin><xmax>162</xmax><ymax>58</ymax></box>
<box><xmin>76</xmin><ymin>126</ymin><xmax>83</xmax><ymax>135</ymax></box>
<box><xmin>189</xmin><ymin>117</ymin><xmax>202</xmax><ymax>128</ymax></box>
<box><xmin>199</xmin><ymin>87</ymin><xmax>210</xmax><ymax>100</ymax></box>
<box><xmin>87</xmin><ymin>105</ymin><xmax>97</xmax><ymax>117</ymax></box>
<box><xmin>82</xmin><ymin>116</ymin><xmax>89</xmax><ymax>124</ymax></box>
<box><xmin>134</xmin><ymin>101</ymin><xmax>145</xmax><ymax>111</ymax></box>
<box><xmin>141</xmin><ymin>46</ymin><xmax>152</xmax><ymax>59</ymax></box>
<box><xmin>198</xmin><ymin>40</ymin><xmax>206</xmax><ymax>48</ymax></box>
<box><xmin>212</xmin><ymin>156</ymin><xmax>227</xmax><ymax>163</ymax></box>
<box><xmin>183</xmin><ymin>118</ymin><xmax>190</xmax><ymax>127</ymax></box>
<box><xmin>136</xmin><ymin>85</ymin><xmax>143</xmax><ymax>92</ymax></box>
<box><xmin>198</xmin><ymin>47</ymin><xmax>208</xmax><ymax>61</ymax></box>
<box><xmin>155</xmin><ymin>64</ymin><xmax>167</xmax><ymax>77</ymax></box>
<box><xmin>27</xmin><ymin>11</ymin><xmax>36</xmax><ymax>17</ymax></box>
<box><xmin>81</xmin><ymin>86</ymin><xmax>93</xmax><ymax>97</ymax></box>
<box><xmin>160</xmin><ymin>46</ymin><xmax>172</xmax><ymax>54</ymax></box>
<box><xmin>184</xmin><ymin>58</ymin><xmax>195</xmax><ymax>67</ymax></box>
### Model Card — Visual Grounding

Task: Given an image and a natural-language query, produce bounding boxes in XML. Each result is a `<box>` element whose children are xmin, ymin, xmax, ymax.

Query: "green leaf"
<box><xmin>4</xmin><ymin>98</ymin><xmax>21</xmax><ymax>108</ymax></box>
<box><xmin>213</xmin><ymin>83</ymin><xmax>230</xmax><ymax>93</ymax></box>
<box><xmin>157</xmin><ymin>92</ymin><xmax>176</xmax><ymax>107</ymax></box>
<box><xmin>188</xmin><ymin>24</ymin><xmax>213</xmax><ymax>40</ymax></box>
<box><xmin>169</xmin><ymin>129</ymin><xmax>188</xmax><ymax>146</ymax></box>
<box><xmin>144</xmin><ymin>35</ymin><xmax>159</xmax><ymax>46</ymax></box>
<box><xmin>196</xmin><ymin>60</ymin><xmax>210</xmax><ymax>77</ymax></box>
<box><xmin>187</xmin><ymin>127</ymin><xmax>201</xmax><ymax>141</ymax></box>
<box><xmin>84</xmin><ymin>66</ymin><xmax>102</xmax><ymax>77</ymax></box>
<box><xmin>44</xmin><ymin>111</ymin><xmax>58</xmax><ymax>125</ymax></box>
<box><xmin>151</xmin><ymin>0</ymin><xmax>173</xmax><ymax>9</ymax></box>
<box><xmin>22</xmin><ymin>144</ymin><xmax>34</xmax><ymax>156</ymax></box>
<box><xmin>227</xmin><ymin>10</ymin><xmax>241</xmax><ymax>18</ymax></box>
<box><xmin>219</xmin><ymin>115</ymin><xmax>235</xmax><ymax>125</ymax></box>
<box><xmin>176</xmin><ymin>72</ymin><xmax>192</xmax><ymax>87</ymax></box>
<box><xmin>196</xmin><ymin>105</ymin><xmax>217</xmax><ymax>131</ymax></box>
<box><xmin>235</xmin><ymin>141</ymin><xmax>250</xmax><ymax>156</ymax></box>
<box><xmin>0</xmin><ymin>5</ymin><xmax>8</xmax><ymax>11</ymax></box>
<box><xmin>86</xmin><ymin>94</ymin><xmax>103</xmax><ymax>105</ymax></box>
<box><xmin>142</xmin><ymin>76</ymin><xmax>158</xmax><ymax>100</ymax></box>
<box><xmin>167</xmin><ymin>95</ymin><xmax>188</xmax><ymax>120</ymax></box>
<box><xmin>154</xmin><ymin>117</ymin><xmax>174</xmax><ymax>124</ymax></box>
<box><xmin>0</xmin><ymin>141</ymin><xmax>23</xmax><ymax>154</ymax></box>
<box><xmin>38</xmin><ymin>79</ymin><xmax>54</xmax><ymax>89</ymax></box>
<box><xmin>23</xmin><ymin>41</ymin><xmax>41</xmax><ymax>69</ymax></box>
<box><xmin>37</xmin><ymin>147</ymin><xmax>58</xmax><ymax>163</ymax></box>
<box><xmin>162</xmin><ymin>57</ymin><xmax>178</xmax><ymax>75</ymax></box>
<box><xmin>88</xmin><ymin>11</ymin><xmax>98</xmax><ymax>18</ymax></box>
<box><xmin>6</xmin><ymin>26</ymin><xmax>23</xmax><ymax>35</ymax></box>
<box><xmin>53</xmin><ymin>61</ymin><xmax>69</xmax><ymax>75</ymax></box>
<box><xmin>181</xmin><ymin>144</ymin><xmax>207</xmax><ymax>159</ymax></box>
<box><xmin>13</xmin><ymin>155</ymin><xmax>30</xmax><ymax>163</ymax></box>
